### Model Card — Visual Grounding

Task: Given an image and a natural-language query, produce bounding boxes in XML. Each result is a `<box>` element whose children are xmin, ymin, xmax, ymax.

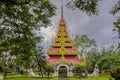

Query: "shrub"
<box><xmin>108</xmin><ymin>66</ymin><xmax>120</xmax><ymax>80</ymax></box>
<box><xmin>72</xmin><ymin>65</ymin><xmax>87</xmax><ymax>78</ymax></box>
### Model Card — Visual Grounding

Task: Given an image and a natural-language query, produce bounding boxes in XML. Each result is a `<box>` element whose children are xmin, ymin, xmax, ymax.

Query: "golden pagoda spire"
<box><xmin>61</xmin><ymin>0</ymin><xmax>64</xmax><ymax>21</ymax></box>
<box><xmin>47</xmin><ymin>0</ymin><xmax>83</xmax><ymax>66</ymax></box>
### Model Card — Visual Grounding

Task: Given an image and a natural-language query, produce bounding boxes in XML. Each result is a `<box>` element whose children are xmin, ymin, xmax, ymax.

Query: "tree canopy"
<box><xmin>74</xmin><ymin>35</ymin><xmax>96</xmax><ymax>59</ymax></box>
<box><xmin>0</xmin><ymin>0</ymin><xmax>56</xmax><ymax>67</ymax></box>
<box><xmin>66</xmin><ymin>0</ymin><xmax>100</xmax><ymax>16</ymax></box>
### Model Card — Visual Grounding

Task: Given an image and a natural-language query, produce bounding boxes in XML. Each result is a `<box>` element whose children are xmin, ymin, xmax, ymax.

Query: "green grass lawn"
<box><xmin>5</xmin><ymin>74</ymin><xmax>112</xmax><ymax>80</ymax></box>
<box><xmin>69</xmin><ymin>74</ymin><xmax>113</xmax><ymax>80</ymax></box>
<box><xmin>5</xmin><ymin>75</ymin><xmax>58</xmax><ymax>80</ymax></box>
<box><xmin>6</xmin><ymin>77</ymin><xmax>58</xmax><ymax>80</ymax></box>
<box><xmin>69</xmin><ymin>76</ymin><xmax>109</xmax><ymax>80</ymax></box>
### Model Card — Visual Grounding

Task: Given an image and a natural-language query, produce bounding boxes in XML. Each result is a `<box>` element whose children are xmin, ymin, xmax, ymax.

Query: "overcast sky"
<box><xmin>40</xmin><ymin>0</ymin><xmax>119</xmax><ymax>49</ymax></box>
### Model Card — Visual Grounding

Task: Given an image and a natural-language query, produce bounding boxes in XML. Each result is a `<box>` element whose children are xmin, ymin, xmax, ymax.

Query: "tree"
<box><xmin>0</xmin><ymin>52</ymin><xmax>15</xmax><ymax>79</ymax></box>
<box><xmin>72</xmin><ymin>65</ymin><xmax>86</xmax><ymax>79</ymax></box>
<box><xmin>0</xmin><ymin>0</ymin><xmax>56</xmax><ymax>60</ymax></box>
<box><xmin>110</xmin><ymin>0</ymin><xmax>120</xmax><ymax>15</ymax></box>
<box><xmin>35</xmin><ymin>46</ymin><xmax>46</xmax><ymax>78</ymax></box>
<box><xmin>0</xmin><ymin>0</ymin><xmax>56</xmax><ymax>78</ymax></box>
<box><xmin>95</xmin><ymin>45</ymin><xmax>120</xmax><ymax>73</ymax></box>
<box><xmin>66</xmin><ymin>0</ymin><xmax>120</xmax><ymax>17</ymax></box>
<box><xmin>74</xmin><ymin>35</ymin><xmax>98</xmax><ymax>73</ymax></box>
<box><xmin>111</xmin><ymin>1</ymin><xmax>120</xmax><ymax>46</ymax></box>
<box><xmin>66</xmin><ymin>0</ymin><xmax>100</xmax><ymax>16</ymax></box>
<box><xmin>86</xmin><ymin>48</ymin><xmax>99</xmax><ymax>73</ymax></box>
<box><xmin>108</xmin><ymin>66</ymin><xmax>120</xmax><ymax>80</ymax></box>
<box><xmin>74</xmin><ymin>35</ymin><xmax>97</xmax><ymax>59</ymax></box>
<box><xmin>44</xmin><ymin>66</ymin><xmax>54</xmax><ymax>79</ymax></box>
<box><xmin>97</xmin><ymin>54</ymin><xmax>120</xmax><ymax>72</ymax></box>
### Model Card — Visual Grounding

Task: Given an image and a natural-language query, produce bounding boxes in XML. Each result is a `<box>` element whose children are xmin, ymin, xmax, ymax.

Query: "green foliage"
<box><xmin>74</xmin><ymin>35</ymin><xmax>97</xmax><ymax>59</ymax></box>
<box><xmin>35</xmin><ymin>46</ymin><xmax>46</xmax><ymax>78</ymax></box>
<box><xmin>45</xmin><ymin>66</ymin><xmax>54</xmax><ymax>73</ymax></box>
<box><xmin>113</xmin><ymin>18</ymin><xmax>120</xmax><ymax>38</ymax></box>
<box><xmin>108</xmin><ymin>66</ymin><xmax>120</xmax><ymax>80</ymax></box>
<box><xmin>0</xmin><ymin>0</ymin><xmax>56</xmax><ymax>78</ymax></box>
<box><xmin>86</xmin><ymin>48</ymin><xmax>99</xmax><ymax>73</ymax></box>
<box><xmin>0</xmin><ymin>0</ymin><xmax>56</xmax><ymax>68</ymax></box>
<box><xmin>97</xmin><ymin>54</ymin><xmax>120</xmax><ymax>71</ymax></box>
<box><xmin>110</xmin><ymin>0</ymin><xmax>120</xmax><ymax>43</ymax></box>
<box><xmin>74</xmin><ymin>35</ymin><xmax>98</xmax><ymax>73</ymax></box>
<box><xmin>66</xmin><ymin>0</ymin><xmax>100</xmax><ymax>16</ymax></box>
<box><xmin>110</xmin><ymin>0</ymin><xmax>120</xmax><ymax>15</ymax></box>
<box><xmin>0</xmin><ymin>52</ymin><xmax>15</xmax><ymax>72</ymax></box>
<box><xmin>44</xmin><ymin>66</ymin><xmax>54</xmax><ymax>78</ymax></box>
<box><xmin>72</xmin><ymin>65</ymin><xmax>86</xmax><ymax>77</ymax></box>
<box><xmin>74</xmin><ymin>35</ymin><xmax>96</xmax><ymax>49</ymax></box>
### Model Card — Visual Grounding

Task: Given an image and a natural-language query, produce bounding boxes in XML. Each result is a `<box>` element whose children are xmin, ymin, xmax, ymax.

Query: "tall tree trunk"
<box><xmin>35</xmin><ymin>55</ymin><xmax>44</xmax><ymax>78</ymax></box>
<box><xmin>47</xmin><ymin>73</ymin><xmax>50</xmax><ymax>80</ymax></box>
<box><xmin>4</xmin><ymin>63</ymin><xmax>7</xmax><ymax>79</ymax></box>
<box><xmin>4</xmin><ymin>71</ymin><xmax>7</xmax><ymax>79</ymax></box>
<box><xmin>79</xmin><ymin>73</ymin><xmax>81</xmax><ymax>80</ymax></box>
<box><xmin>39</xmin><ymin>67</ymin><xmax>43</xmax><ymax>78</ymax></box>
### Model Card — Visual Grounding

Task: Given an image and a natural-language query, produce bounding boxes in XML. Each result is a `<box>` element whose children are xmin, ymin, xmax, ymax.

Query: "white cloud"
<box><xmin>40</xmin><ymin>26</ymin><xmax>56</xmax><ymax>41</ymax></box>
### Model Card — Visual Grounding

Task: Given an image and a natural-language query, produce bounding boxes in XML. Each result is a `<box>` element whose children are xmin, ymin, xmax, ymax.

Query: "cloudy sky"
<box><xmin>40</xmin><ymin>0</ymin><xmax>119</xmax><ymax>48</ymax></box>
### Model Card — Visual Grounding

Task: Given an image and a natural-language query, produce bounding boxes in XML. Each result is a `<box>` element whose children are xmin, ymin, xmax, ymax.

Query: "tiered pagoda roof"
<box><xmin>47</xmin><ymin>2</ymin><xmax>85</xmax><ymax>66</ymax></box>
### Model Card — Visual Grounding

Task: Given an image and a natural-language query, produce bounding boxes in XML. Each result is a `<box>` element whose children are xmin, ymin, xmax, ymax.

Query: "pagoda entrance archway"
<box><xmin>56</xmin><ymin>62</ymin><xmax>70</xmax><ymax>77</ymax></box>
<box><xmin>58</xmin><ymin>66</ymin><xmax>67</xmax><ymax>78</ymax></box>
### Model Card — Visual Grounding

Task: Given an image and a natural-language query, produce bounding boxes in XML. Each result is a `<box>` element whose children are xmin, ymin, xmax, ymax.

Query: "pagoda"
<box><xmin>47</xmin><ymin>1</ymin><xmax>85</xmax><ymax>77</ymax></box>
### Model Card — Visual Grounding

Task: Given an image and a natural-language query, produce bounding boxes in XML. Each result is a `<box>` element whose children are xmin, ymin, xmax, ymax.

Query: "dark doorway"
<box><xmin>59</xmin><ymin>66</ymin><xmax>67</xmax><ymax>78</ymax></box>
